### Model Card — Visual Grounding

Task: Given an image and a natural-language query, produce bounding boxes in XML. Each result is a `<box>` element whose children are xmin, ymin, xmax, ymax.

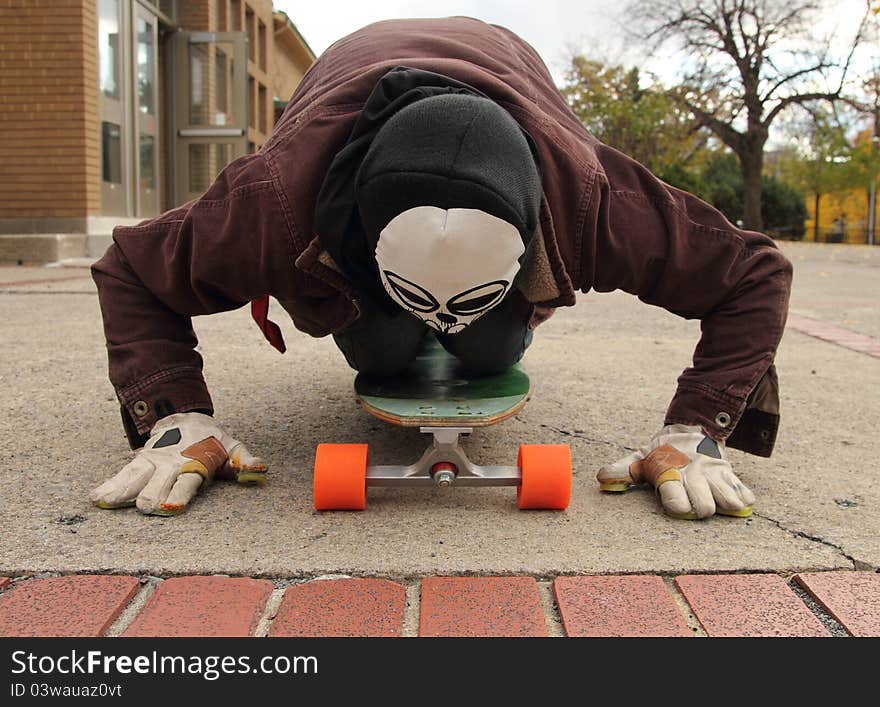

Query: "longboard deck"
<box><xmin>355</xmin><ymin>336</ymin><xmax>530</xmax><ymax>427</ymax></box>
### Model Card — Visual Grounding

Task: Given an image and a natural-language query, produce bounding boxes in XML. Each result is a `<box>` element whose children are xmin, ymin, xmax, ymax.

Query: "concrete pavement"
<box><xmin>0</xmin><ymin>240</ymin><xmax>879</xmax><ymax>635</ymax></box>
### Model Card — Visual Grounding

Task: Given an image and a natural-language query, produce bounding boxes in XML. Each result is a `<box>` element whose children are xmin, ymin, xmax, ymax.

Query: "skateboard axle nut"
<box><xmin>431</xmin><ymin>462</ymin><xmax>458</xmax><ymax>487</ymax></box>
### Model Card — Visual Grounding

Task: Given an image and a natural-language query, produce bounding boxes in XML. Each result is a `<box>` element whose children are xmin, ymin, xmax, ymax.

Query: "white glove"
<box><xmin>596</xmin><ymin>424</ymin><xmax>755</xmax><ymax>519</ymax></box>
<box><xmin>91</xmin><ymin>412</ymin><xmax>267</xmax><ymax>516</ymax></box>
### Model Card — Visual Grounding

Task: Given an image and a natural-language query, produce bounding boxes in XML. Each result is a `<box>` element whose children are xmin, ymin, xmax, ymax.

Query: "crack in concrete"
<box><xmin>538</xmin><ymin>423</ymin><xmax>636</xmax><ymax>451</ymax></box>
<box><xmin>753</xmin><ymin>511</ymin><xmax>870</xmax><ymax>569</ymax></box>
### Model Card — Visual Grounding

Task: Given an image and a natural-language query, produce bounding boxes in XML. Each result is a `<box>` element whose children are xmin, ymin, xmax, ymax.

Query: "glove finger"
<box><xmin>657</xmin><ymin>479</ymin><xmax>695</xmax><ymax>518</ymax></box>
<box><xmin>219</xmin><ymin>442</ymin><xmax>268</xmax><ymax>485</ymax></box>
<box><xmin>153</xmin><ymin>473</ymin><xmax>204</xmax><ymax>516</ymax></box>
<box><xmin>681</xmin><ymin>463</ymin><xmax>716</xmax><ymax>518</ymax></box>
<box><xmin>596</xmin><ymin>449</ymin><xmax>643</xmax><ymax>491</ymax></box>
<box><xmin>91</xmin><ymin>456</ymin><xmax>155</xmax><ymax>509</ymax></box>
<box><xmin>700</xmin><ymin>459</ymin><xmax>745</xmax><ymax>511</ymax></box>
<box><xmin>706</xmin><ymin>472</ymin><xmax>747</xmax><ymax>511</ymax></box>
<box><xmin>625</xmin><ymin>443</ymin><xmax>698</xmax><ymax>517</ymax></box>
<box><xmin>724</xmin><ymin>469</ymin><xmax>756</xmax><ymax>506</ymax></box>
<box><xmin>136</xmin><ymin>461</ymin><xmax>183</xmax><ymax>515</ymax></box>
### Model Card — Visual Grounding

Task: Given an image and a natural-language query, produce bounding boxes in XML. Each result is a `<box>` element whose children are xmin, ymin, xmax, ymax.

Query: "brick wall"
<box><xmin>218</xmin><ymin>0</ymin><xmax>275</xmax><ymax>152</ymax></box>
<box><xmin>0</xmin><ymin>0</ymin><xmax>99</xmax><ymax>219</ymax></box>
<box><xmin>177</xmin><ymin>0</ymin><xmax>213</xmax><ymax>32</ymax></box>
<box><xmin>271</xmin><ymin>26</ymin><xmax>308</xmax><ymax>104</ymax></box>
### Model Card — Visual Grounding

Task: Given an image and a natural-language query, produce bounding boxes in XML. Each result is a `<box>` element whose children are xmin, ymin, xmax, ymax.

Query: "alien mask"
<box><xmin>375</xmin><ymin>205</ymin><xmax>525</xmax><ymax>334</ymax></box>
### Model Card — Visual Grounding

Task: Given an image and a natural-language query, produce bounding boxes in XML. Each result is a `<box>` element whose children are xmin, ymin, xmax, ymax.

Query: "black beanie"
<box><xmin>356</xmin><ymin>93</ymin><xmax>541</xmax><ymax>250</ymax></box>
<box><xmin>315</xmin><ymin>67</ymin><xmax>542</xmax><ymax>313</ymax></box>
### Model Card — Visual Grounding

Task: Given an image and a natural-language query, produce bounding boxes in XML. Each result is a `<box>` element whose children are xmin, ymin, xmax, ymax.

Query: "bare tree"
<box><xmin>628</xmin><ymin>0</ymin><xmax>869</xmax><ymax>231</ymax></box>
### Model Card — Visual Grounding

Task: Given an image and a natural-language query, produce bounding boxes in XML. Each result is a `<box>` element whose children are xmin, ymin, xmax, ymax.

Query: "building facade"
<box><xmin>0</xmin><ymin>0</ymin><xmax>314</xmax><ymax>263</ymax></box>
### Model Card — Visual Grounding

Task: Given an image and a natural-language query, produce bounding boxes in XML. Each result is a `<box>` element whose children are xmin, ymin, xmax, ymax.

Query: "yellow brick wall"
<box><xmin>178</xmin><ymin>0</ymin><xmax>212</xmax><ymax>31</ymax></box>
<box><xmin>216</xmin><ymin>0</ymin><xmax>276</xmax><ymax>151</ymax></box>
<box><xmin>271</xmin><ymin>42</ymin><xmax>306</xmax><ymax>104</ymax></box>
<box><xmin>0</xmin><ymin>0</ymin><xmax>99</xmax><ymax>219</ymax></box>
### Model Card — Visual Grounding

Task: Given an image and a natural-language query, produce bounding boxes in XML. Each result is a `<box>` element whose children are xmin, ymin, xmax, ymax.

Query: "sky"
<box><xmin>274</xmin><ymin>0</ymin><xmax>646</xmax><ymax>82</ymax></box>
<box><xmin>275</xmin><ymin>0</ymin><xmax>873</xmax><ymax>87</ymax></box>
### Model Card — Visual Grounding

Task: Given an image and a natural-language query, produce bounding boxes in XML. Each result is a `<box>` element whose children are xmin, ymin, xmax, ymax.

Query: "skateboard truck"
<box><xmin>313</xmin><ymin>426</ymin><xmax>571</xmax><ymax>511</ymax></box>
<box><xmin>366</xmin><ymin>427</ymin><xmax>521</xmax><ymax>488</ymax></box>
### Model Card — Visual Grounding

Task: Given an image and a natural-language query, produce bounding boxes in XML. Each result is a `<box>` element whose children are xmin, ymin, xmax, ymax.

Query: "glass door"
<box><xmin>99</xmin><ymin>0</ymin><xmax>129</xmax><ymax>216</ymax></box>
<box><xmin>134</xmin><ymin>7</ymin><xmax>160</xmax><ymax>216</ymax></box>
<box><xmin>173</xmin><ymin>30</ymin><xmax>248</xmax><ymax>205</ymax></box>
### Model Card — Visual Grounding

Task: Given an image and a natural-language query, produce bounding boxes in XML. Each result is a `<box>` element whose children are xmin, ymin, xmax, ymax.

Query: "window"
<box><xmin>189</xmin><ymin>144</ymin><xmax>232</xmax><ymax>193</ymax></box>
<box><xmin>248</xmin><ymin>76</ymin><xmax>256</xmax><ymax>130</ymax></box>
<box><xmin>258</xmin><ymin>20</ymin><xmax>266</xmax><ymax>71</ymax></box>
<box><xmin>215</xmin><ymin>50</ymin><xmax>229</xmax><ymax>124</ymax></box>
<box><xmin>98</xmin><ymin>0</ymin><xmax>120</xmax><ymax>99</ymax></box>
<box><xmin>246</xmin><ymin>8</ymin><xmax>255</xmax><ymax>63</ymax></box>
<box><xmin>102</xmin><ymin>122</ymin><xmax>122</xmax><ymax>183</ymax></box>
<box><xmin>136</xmin><ymin>17</ymin><xmax>155</xmax><ymax>115</ymax></box>
<box><xmin>139</xmin><ymin>135</ymin><xmax>155</xmax><ymax>189</ymax></box>
<box><xmin>188</xmin><ymin>42</ymin><xmax>209</xmax><ymax>125</ymax></box>
<box><xmin>258</xmin><ymin>84</ymin><xmax>267</xmax><ymax>134</ymax></box>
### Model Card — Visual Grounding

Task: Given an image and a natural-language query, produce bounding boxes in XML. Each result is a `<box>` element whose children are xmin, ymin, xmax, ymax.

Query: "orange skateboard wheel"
<box><xmin>516</xmin><ymin>444</ymin><xmax>572</xmax><ymax>510</ymax></box>
<box><xmin>313</xmin><ymin>443</ymin><xmax>369</xmax><ymax>511</ymax></box>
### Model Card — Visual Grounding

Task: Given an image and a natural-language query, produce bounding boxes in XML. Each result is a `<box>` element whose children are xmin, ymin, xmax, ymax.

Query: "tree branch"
<box><xmin>760</xmin><ymin>61</ymin><xmax>837</xmax><ymax>103</ymax></box>
<box><xmin>763</xmin><ymin>91</ymin><xmax>841</xmax><ymax>127</ymax></box>
<box><xmin>836</xmin><ymin>7</ymin><xmax>872</xmax><ymax>93</ymax></box>
<box><xmin>671</xmin><ymin>91</ymin><xmax>745</xmax><ymax>152</ymax></box>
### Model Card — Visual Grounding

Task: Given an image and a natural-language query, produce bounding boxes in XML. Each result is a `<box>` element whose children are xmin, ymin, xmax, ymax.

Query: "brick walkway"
<box><xmin>787</xmin><ymin>314</ymin><xmax>880</xmax><ymax>358</ymax></box>
<box><xmin>0</xmin><ymin>571</ymin><xmax>877</xmax><ymax>637</ymax></box>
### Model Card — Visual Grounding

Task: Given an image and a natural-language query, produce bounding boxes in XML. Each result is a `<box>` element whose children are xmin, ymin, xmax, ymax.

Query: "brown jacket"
<box><xmin>92</xmin><ymin>17</ymin><xmax>792</xmax><ymax>454</ymax></box>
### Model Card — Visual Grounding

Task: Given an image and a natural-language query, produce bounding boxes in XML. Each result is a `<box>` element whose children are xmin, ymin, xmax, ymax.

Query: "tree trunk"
<box><xmin>740</xmin><ymin>153</ymin><xmax>764</xmax><ymax>232</ymax></box>
<box><xmin>813</xmin><ymin>193</ymin><xmax>821</xmax><ymax>242</ymax></box>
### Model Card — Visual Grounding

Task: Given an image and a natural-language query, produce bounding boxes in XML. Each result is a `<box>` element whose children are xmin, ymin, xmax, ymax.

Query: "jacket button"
<box><xmin>133</xmin><ymin>401</ymin><xmax>149</xmax><ymax>417</ymax></box>
<box><xmin>715</xmin><ymin>411</ymin><xmax>732</xmax><ymax>428</ymax></box>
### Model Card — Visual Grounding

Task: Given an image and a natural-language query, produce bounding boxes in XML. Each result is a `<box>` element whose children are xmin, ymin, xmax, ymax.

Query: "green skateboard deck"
<box><xmin>354</xmin><ymin>336</ymin><xmax>530</xmax><ymax>427</ymax></box>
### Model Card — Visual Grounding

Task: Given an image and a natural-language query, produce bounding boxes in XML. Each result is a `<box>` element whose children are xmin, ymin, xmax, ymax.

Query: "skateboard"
<box><xmin>312</xmin><ymin>336</ymin><xmax>572</xmax><ymax>510</ymax></box>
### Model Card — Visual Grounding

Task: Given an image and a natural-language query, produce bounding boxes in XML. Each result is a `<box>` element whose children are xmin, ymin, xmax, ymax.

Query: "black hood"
<box><xmin>315</xmin><ymin>66</ymin><xmax>541</xmax><ymax>312</ymax></box>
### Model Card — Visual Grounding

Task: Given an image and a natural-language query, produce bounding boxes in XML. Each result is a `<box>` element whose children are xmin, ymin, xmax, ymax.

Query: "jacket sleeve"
<box><xmin>580</xmin><ymin>143</ymin><xmax>793</xmax><ymax>457</ymax></box>
<box><xmin>91</xmin><ymin>153</ymin><xmax>296</xmax><ymax>448</ymax></box>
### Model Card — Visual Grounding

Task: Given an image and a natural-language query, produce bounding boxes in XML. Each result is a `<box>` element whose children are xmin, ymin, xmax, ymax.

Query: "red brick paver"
<box><xmin>554</xmin><ymin>575</ymin><xmax>692</xmax><ymax>637</ymax></box>
<box><xmin>419</xmin><ymin>576</ymin><xmax>547</xmax><ymax>637</ymax></box>
<box><xmin>786</xmin><ymin>314</ymin><xmax>880</xmax><ymax>359</ymax></box>
<box><xmin>675</xmin><ymin>574</ymin><xmax>829</xmax><ymax>637</ymax></box>
<box><xmin>0</xmin><ymin>575</ymin><xmax>139</xmax><ymax>637</ymax></box>
<box><xmin>3</xmin><ymin>572</ymin><xmax>875</xmax><ymax>637</ymax></box>
<box><xmin>269</xmin><ymin>578</ymin><xmax>406</xmax><ymax>637</ymax></box>
<box><xmin>795</xmin><ymin>571</ymin><xmax>880</xmax><ymax>637</ymax></box>
<box><xmin>124</xmin><ymin>576</ymin><xmax>273</xmax><ymax>637</ymax></box>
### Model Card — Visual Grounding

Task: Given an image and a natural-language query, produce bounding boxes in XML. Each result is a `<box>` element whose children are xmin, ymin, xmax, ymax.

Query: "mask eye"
<box><xmin>447</xmin><ymin>281</ymin><xmax>509</xmax><ymax>316</ymax></box>
<box><xmin>383</xmin><ymin>271</ymin><xmax>440</xmax><ymax>313</ymax></box>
